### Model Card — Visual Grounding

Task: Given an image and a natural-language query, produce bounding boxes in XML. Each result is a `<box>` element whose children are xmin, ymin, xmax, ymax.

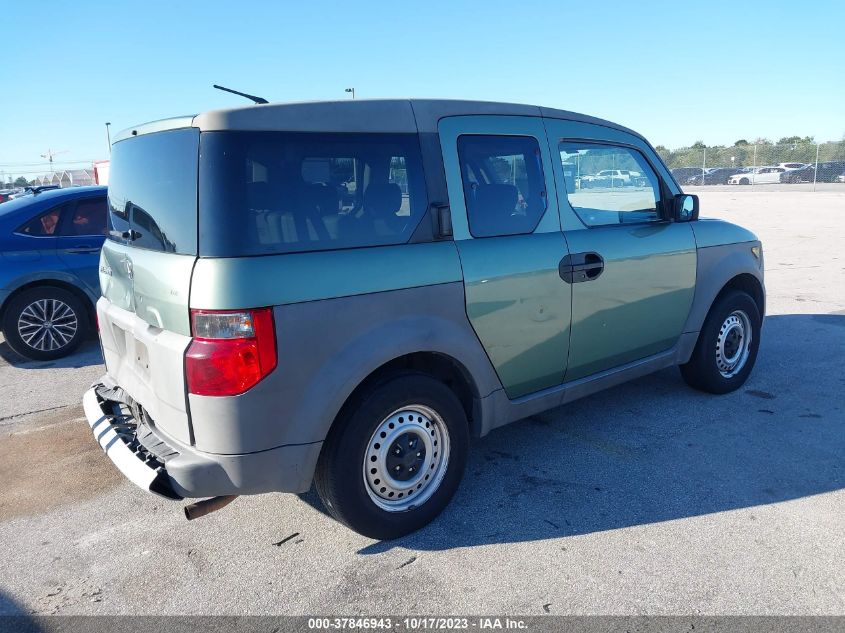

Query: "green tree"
<box><xmin>691</xmin><ymin>141</ymin><xmax>706</xmax><ymax>149</ymax></box>
<box><xmin>734</xmin><ymin>139</ymin><xmax>749</xmax><ymax>146</ymax></box>
<box><xmin>13</xmin><ymin>177</ymin><xmax>28</xmax><ymax>187</ymax></box>
<box><xmin>777</xmin><ymin>135</ymin><xmax>814</xmax><ymax>145</ymax></box>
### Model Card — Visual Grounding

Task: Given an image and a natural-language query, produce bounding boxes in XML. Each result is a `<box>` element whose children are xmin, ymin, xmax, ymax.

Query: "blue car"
<box><xmin>0</xmin><ymin>185</ymin><xmax>107</xmax><ymax>360</ymax></box>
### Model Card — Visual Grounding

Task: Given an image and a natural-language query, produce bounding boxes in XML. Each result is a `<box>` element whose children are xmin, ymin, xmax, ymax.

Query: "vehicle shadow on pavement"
<box><xmin>0</xmin><ymin>591</ymin><xmax>42</xmax><ymax>630</ymax></box>
<box><xmin>311</xmin><ymin>313</ymin><xmax>845</xmax><ymax>552</ymax></box>
<box><xmin>0</xmin><ymin>338</ymin><xmax>103</xmax><ymax>370</ymax></box>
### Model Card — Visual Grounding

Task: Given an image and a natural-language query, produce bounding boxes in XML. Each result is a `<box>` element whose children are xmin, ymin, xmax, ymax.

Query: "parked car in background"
<box><xmin>579</xmin><ymin>169</ymin><xmax>641</xmax><ymax>188</ymax></box>
<box><xmin>83</xmin><ymin>100</ymin><xmax>764</xmax><ymax>539</ymax></box>
<box><xmin>686</xmin><ymin>168</ymin><xmax>745</xmax><ymax>185</ymax></box>
<box><xmin>0</xmin><ymin>185</ymin><xmax>108</xmax><ymax>360</ymax></box>
<box><xmin>671</xmin><ymin>167</ymin><xmax>704</xmax><ymax>183</ymax></box>
<box><xmin>779</xmin><ymin>161</ymin><xmax>845</xmax><ymax>183</ymax></box>
<box><xmin>0</xmin><ymin>189</ymin><xmax>18</xmax><ymax>203</ymax></box>
<box><xmin>780</xmin><ymin>164</ymin><xmax>815</xmax><ymax>183</ymax></box>
<box><xmin>728</xmin><ymin>166</ymin><xmax>786</xmax><ymax>185</ymax></box>
<box><xmin>776</xmin><ymin>162</ymin><xmax>807</xmax><ymax>170</ymax></box>
<box><xmin>8</xmin><ymin>184</ymin><xmax>61</xmax><ymax>201</ymax></box>
<box><xmin>816</xmin><ymin>161</ymin><xmax>845</xmax><ymax>182</ymax></box>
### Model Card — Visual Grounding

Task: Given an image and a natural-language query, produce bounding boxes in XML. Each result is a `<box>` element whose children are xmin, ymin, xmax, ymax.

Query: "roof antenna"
<box><xmin>212</xmin><ymin>84</ymin><xmax>268</xmax><ymax>105</ymax></box>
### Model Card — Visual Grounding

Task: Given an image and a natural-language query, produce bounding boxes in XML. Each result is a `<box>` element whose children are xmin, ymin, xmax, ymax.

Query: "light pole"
<box><xmin>105</xmin><ymin>122</ymin><xmax>112</xmax><ymax>154</ymax></box>
<box><xmin>345</xmin><ymin>87</ymin><xmax>355</xmax><ymax>99</ymax></box>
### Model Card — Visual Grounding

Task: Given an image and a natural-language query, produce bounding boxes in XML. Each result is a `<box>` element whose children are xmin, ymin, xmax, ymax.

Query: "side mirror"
<box><xmin>672</xmin><ymin>193</ymin><xmax>699</xmax><ymax>222</ymax></box>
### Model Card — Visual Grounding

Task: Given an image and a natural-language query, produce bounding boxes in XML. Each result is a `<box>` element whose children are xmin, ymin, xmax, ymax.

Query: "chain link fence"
<box><xmin>656</xmin><ymin>140</ymin><xmax>845</xmax><ymax>189</ymax></box>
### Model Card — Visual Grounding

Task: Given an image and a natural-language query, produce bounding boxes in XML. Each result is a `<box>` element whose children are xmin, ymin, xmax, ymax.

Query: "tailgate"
<box><xmin>97</xmin><ymin>125</ymin><xmax>200</xmax><ymax>445</ymax></box>
<box><xmin>98</xmin><ymin>241</ymin><xmax>196</xmax><ymax>445</ymax></box>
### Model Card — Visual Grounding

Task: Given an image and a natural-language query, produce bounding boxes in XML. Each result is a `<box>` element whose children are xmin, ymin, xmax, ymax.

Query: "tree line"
<box><xmin>654</xmin><ymin>137</ymin><xmax>845</xmax><ymax>170</ymax></box>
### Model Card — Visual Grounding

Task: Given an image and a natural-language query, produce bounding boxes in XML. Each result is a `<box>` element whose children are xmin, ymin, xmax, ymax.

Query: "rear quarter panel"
<box><xmin>186</xmin><ymin>243</ymin><xmax>503</xmax><ymax>454</ymax></box>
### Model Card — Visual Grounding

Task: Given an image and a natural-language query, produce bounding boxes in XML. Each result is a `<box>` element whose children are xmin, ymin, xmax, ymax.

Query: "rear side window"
<box><xmin>559</xmin><ymin>142</ymin><xmax>663</xmax><ymax>227</ymax></box>
<box><xmin>17</xmin><ymin>206</ymin><xmax>63</xmax><ymax>236</ymax></box>
<box><xmin>199</xmin><ymin>132</ymin><xmax>428</xmax><ymax>256</ymax></box>
<box><xmin>457</xmin><ymin>135</ymin><xmax>547</xmax><ymax>238</ymax></box>
<box><xmin>64</xmin><ymin>198</ymin><xmax>108</xmax><ymax>236</ymax></box>
<box><xmin>108</xmin><ymin>128</ymin><xmax>199</xmax><ymax>254</ymax></box>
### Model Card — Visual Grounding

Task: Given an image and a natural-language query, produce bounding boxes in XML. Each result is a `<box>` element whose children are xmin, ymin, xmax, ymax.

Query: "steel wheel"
<box><xmin>362</xmin><ymin>404</ymin><xmax>451</xmax><ymax>513</ymax></box>
<box><xmin>715</xmin><ymin>309</ymin><xmax>752</xmax><ymax>378</ymax></box>
<box><xmin>17</xmin><ymin>298</ymin><xmax>79</xmax><ymax>352</ymax></box>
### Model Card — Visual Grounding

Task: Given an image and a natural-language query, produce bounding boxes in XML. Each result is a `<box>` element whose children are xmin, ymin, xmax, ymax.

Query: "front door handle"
<box><xmin>559</xmin><ymin>252</ymin><xmax>605</xmax><ymax>283</ymax></box>
<box><xmin>65</xmin><ymin>246</ymin><xmax>99</xmax><ymax>254</ymax></box>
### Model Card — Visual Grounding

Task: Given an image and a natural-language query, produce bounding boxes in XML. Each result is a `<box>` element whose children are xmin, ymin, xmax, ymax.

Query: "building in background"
<box><xmin>33</xmin><ymin>168</ymin><xmax>96</xmax><ymax>188</ymax></box>
<box><xmin>93</xmin><ymin>160</ymin><xmax>109</xmax><ymax>185</ymax></box>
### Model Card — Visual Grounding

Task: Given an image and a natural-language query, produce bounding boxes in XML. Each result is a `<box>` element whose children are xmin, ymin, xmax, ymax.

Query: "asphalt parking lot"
<box><xmin>1</xmin><ymin>190</ymin><xmax>843</xmax><ymax>616</ymax></box>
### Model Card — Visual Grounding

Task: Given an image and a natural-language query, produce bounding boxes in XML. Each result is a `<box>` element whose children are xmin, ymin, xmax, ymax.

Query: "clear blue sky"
<box><xmin>1</xmin><ymin>0</ymin><xmax>843</xmax><ymax>178</ymax></box>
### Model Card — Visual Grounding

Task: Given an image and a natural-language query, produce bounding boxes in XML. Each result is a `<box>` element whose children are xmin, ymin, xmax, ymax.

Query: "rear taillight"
<box><xmin>185</xmin><ymin>308</ymin><xmax>277</xmax><ymax>397</ymax></box>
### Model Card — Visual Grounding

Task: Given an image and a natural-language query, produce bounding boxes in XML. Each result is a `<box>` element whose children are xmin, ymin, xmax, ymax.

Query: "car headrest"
<box><xmin>470</xmin><ymin>184</ymin><xmax>518</xmax><ymax>235</ymax></box>
<box><xmin>364</xmin><ymin>183</ymin><xmax>402</xmax><ymax>219</ymax></box>
<box><xmin>300</xmin><ymin>183</ymin><xmax>339</xmax><ymax>216</ymax></box>
<box><xmin>246</xmin><ymin>181</ymin><xmax>273</xmax><ymax>210</ymax></box>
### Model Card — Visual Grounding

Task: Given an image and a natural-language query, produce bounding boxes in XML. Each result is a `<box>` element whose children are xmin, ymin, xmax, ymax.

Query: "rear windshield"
<box><xmin>108</xmin><ymin>128</ymin><xmax>199</xmax><ymax>255</ymax></box>
<box><xmin>198</xmin><ymin>132</ymin><xmax>428</xmax><ymax>256</ymax></box>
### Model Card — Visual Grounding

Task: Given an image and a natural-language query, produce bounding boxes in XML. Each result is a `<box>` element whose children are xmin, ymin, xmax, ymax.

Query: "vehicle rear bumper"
<box><xmin>83</xmin><ymin>379</ymin><xmax>322</xmax><ymax>499</ymax></box>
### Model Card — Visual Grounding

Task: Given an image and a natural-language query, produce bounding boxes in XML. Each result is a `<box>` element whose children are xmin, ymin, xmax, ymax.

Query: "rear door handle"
<box><xmin>65</xmin><ymin>246</ymin><xmax>100</xmax><ymax>254</ymax></box>
<box><xmin>559</xmin><ymin>252</ymin><xmax>605</xmax><ymax>283</ymax></box>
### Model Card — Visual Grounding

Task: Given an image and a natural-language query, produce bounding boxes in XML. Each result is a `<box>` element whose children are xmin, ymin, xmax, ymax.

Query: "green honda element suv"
<box><xmin>83</xmin><ymin>99</ymin><xmax>764</xmax><ymax>539</ymax></box>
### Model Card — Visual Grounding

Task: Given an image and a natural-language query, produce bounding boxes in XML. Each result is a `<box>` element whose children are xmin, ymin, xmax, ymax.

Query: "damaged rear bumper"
<box><xmin>83</xmin><ymin>379</ymin><xmax>322</xmax><ymax>499</ymax></box>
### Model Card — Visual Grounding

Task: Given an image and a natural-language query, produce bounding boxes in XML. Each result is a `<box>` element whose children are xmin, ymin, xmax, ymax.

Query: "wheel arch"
<box><xmin>680</xmin><ymin>242</ymin><xmax>765</xmax><ymax>364</ymax></box>
<box><xmin>0</xmin><ymin>278</ymin><xmax>96</xmax><ymax>331</ymax></box>
<box><xmin>327</xmin><ymin>351</ymin><xmax>483</xmax><ymax>442</ymax></box>
<box><xmin>714</xmin><ymin>273</ymin><xmax>765</xmax><ymax>320</ymax></box>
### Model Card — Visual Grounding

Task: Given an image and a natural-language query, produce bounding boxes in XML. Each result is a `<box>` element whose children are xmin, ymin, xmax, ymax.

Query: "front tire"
<box><xmin>315</xmin><ymin>374</ymin><xmax>469</xmax><ymax>540</ymax></box>
<box><xmin>680</xmin><ymin>290</ymin><xmax>761</xmax><ymax>394</ymax></box>
<box><xmin>2</xmin><ymin>286</ymin><xmax>87</xmax><ymax>361</ymax></box>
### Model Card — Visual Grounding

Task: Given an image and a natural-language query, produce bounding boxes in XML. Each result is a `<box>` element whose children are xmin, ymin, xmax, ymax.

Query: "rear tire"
<box><xmin>680</xmin><ymin>290</ymin><xmax>761</xmax><ymax>394</ymax></box>
<box><xmin>315</xmin><ymin>374</ymin><xmax>469</xmax><ymax>540</ymax></box>
<box><xmin>1</xmin><ymin>286</ymin><xmax>87</xmax><ymax>361</ymax></box>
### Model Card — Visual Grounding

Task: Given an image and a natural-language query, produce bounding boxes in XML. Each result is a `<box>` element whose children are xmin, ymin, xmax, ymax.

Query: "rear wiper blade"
<box><xmin>212</xmin><ymin>84</ymin><xmax>268</xmax><ymax>105</ymax></box>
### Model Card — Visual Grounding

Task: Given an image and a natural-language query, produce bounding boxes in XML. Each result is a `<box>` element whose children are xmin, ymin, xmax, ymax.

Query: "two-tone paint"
<box><xmin>87</xmin><ymin>99</ymin><xmax>764</xmax><ymax>501</ymax></box>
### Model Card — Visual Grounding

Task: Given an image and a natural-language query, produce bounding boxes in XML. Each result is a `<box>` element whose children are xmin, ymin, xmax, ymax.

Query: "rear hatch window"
<box><xmin>108</xmin><ymin>128</ymin><xmax>199</xmax><ymax>255</ymax></box>
<box><xmin>198</xmin><ymin>132</ymin><xmax>428</xmax><ymax>256</ymax></box>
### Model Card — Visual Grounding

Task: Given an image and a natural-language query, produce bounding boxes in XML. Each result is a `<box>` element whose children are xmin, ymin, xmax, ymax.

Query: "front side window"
<box><xmin>457</xmin><ymin>135</ymin><xmax>548</xmax><ymax>238</ymax></box>
<box><xmin>17</xmin><ymin>206</ymin><xmax>63</xmax><ymax>236</ymax></box>
<box><xmin>559</xmin><ymin>142</ymin><xmax>663</xmax><ymax>227</ymax></box>
<box><xmin>199</xmin><ymin>132</ymin><xmax>428</xmax><ymax>256</ymax></box>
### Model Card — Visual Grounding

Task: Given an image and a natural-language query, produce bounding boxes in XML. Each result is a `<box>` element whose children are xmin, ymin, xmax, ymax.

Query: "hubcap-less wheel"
<box><xmin>715</xmin><ymin>310</ymin><xmax>752</xmax><ymax>378</ymax></box>
<box><xmin>17</xmin><ymin>299</ymin><xmax>78</xmax><ymax>352</ymax></box>
<box><xmin>363</xmin><ymin>405</ymin><xmax>450</xmax><ymax>512</ymax></box>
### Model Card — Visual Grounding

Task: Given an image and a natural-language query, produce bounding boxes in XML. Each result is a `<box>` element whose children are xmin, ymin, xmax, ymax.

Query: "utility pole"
<box><xmin>40</xmin><ymin>149</ymin><xmax>69</xmax><ymax>175</ymax></box>
<box><xmin>105</xmin><ymin>122</ymin><xmax>112</xmax><ymax>154</ymax></box>
<box><xmin>345</xmin><ymin>87</ymin><xmax>355</xmax><ymax>99</ymax></box>
<box><xmin>812</xmin><ymin>143</ymin><xmax>820</xmax><ymax>192</ymax></box>
<box><xmin>40</xmin><ymin>149</ymin><xmax>69</xmax><ymax>186</ymax></box>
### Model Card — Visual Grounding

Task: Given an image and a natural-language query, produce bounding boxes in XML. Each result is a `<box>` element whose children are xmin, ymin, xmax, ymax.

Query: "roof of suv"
<box><xmin>115</xmin><ymin>99</ymin><xmax>640</xmax><ymax>142</ymax></box>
